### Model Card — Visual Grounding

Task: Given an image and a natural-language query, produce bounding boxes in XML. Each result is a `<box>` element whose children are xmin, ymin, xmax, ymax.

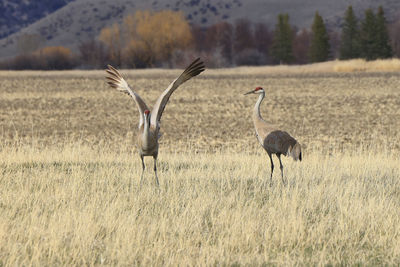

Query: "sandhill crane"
<box><xmin>106</xmin><ymin>58</ymin><xmax>205</xmax><ymax>186</ymax></box>
<box><xmin>244</xmin><ymin>87</ymin><xmax>302</xmax><ymax>185</ymax></box>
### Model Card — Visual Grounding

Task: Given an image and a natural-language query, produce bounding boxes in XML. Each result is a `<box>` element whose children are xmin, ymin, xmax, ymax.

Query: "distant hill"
<box><xmin>1</xmin><ymin>0</ymin><xmax>399</xmax><ymax>59</ymax></box>
<box><xmin>0</xmin><ymin>0</ymin><xmax>74</xmax><ymax>38</ymax></box>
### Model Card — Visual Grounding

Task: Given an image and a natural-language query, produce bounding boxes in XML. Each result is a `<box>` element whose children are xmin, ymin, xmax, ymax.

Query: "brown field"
<box><xmin>1</xmin><ymin>67</ymin><xmax>400</xmax><ymax>152</ymax></box>
<box><xmin>0</xmin><ymin>66</ymin><xmax>400</xmax><ymax>265</ymax></box>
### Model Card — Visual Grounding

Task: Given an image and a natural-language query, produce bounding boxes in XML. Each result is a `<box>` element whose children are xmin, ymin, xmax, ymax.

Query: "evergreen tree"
<box><xmin>271</xmin><ymin>13</ymin><xmax>294</xmax><ymax>64</ymax></box>
<box><xmin>339</xmin><ymin>6</ymin><xmax>361</xmax><ymax>59</ymax></box>
<box><xmin>376</xmin><ymin>6</ymin><xmax>392</xmax><ymax>58</ymax></box>
<box><xmin>360</xmin><ymin>9</ymin><xmax>379</xmax><ymax>60</ymax></box>
<box><xmin>309</xmin><ymin>11</ymin><xmax>330</xmax><ymax>62</ymax></box>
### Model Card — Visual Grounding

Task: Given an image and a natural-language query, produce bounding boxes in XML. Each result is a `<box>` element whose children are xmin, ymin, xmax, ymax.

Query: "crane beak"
<box><xmin>244</xmin><ymin>90</ymin><xmax>254</xmax><ymax>95</ymax></box>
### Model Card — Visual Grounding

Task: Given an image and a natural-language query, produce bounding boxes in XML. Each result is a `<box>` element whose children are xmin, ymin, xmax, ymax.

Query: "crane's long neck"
<box><xmin>141</xmin><ymin>114</ymin><xmax>153</xmax><ymax>149</ymax></box>
<box><xmin>143</xmin><ymin>115</ymin><xmax>150</xmax><ymax>137</ymax></box>
<box><xmin>253</xmin><ymin>91</ymin><xmax>265</xmax><ymax>123</ymax></box>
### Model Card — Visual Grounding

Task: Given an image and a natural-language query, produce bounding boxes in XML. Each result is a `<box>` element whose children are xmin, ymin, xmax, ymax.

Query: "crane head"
<box><xmin>144</xmin><ymin>110</ymin><xmax>151</xmax><ymax>121</ymax></box>
<box><xmin>244</xmin><ymin>87</ymin><xmax>264</xmax><ymax>95</ymax></box>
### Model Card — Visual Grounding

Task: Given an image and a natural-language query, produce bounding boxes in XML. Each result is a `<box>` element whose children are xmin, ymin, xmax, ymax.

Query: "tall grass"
<box><xmin>0</xmin><ymin>144</ymin><xmax>399</xmax><ymax>265</ymax></box>
<box><xmin>333</xmin><ymin>58</ymin><xmax>400</xmax><ymax>72</ymax></box>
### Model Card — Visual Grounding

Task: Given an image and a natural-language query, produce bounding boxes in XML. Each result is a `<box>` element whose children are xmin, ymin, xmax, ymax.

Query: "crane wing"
<box><xmin>150</xmin><ymin>58</ymin><xmax>205</xmax><ymax>127</ymax></box>
<box><xmin>105</xmin><ymin>65</ymin><xmax>149</xmax><ymax>128</ymax></box>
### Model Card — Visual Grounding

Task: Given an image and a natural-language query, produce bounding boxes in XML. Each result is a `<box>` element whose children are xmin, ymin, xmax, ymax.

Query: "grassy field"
<box><xmin>0</xmin><ymin>65</ymin><xmax>400</xmax><ymax>265</ymax></box>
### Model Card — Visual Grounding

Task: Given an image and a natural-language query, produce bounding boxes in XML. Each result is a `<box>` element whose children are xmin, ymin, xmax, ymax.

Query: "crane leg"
<box><xmin>268</xmin><ymin>152</ymin><xmax>274</xmax><ymax>186</ymax></box>
<box><xmin>153</xmin><ymin>155</ymin><xmax>160</xmax><ymax>186</ymax></box>
<box><xmin>139</xmin><ymin>155</ymin><xmax>145</xmax><ymax>187</ymax></box>
<box><xmin>277</xmin><ymin>154</ymin><xmax>286</xmax><ymax>185</ymax></box>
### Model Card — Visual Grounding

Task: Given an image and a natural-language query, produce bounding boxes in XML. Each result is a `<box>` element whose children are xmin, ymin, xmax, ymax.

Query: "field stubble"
<box><xmin>0</xmin><ymin>69</ymin><xmax>400</xmax><ymax>265</ymax></box>
<box><xmin>0</xmin><ymin>70</ymin><xmax>400</xmax><ymax>152</ymax></box>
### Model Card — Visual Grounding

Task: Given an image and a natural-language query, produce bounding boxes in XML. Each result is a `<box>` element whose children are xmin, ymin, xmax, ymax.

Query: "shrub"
<box><xmin>0</xmin><ymin>46</ymin><xmax>77</xmax><ymax>70</ymax></box>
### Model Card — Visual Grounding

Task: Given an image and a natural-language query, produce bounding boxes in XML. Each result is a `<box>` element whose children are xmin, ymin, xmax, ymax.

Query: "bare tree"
<box><xmin>233</xmin><ymin>18</ymin><xmax>255</xmax><ymax>54</ymax></box>
<box><xmin>293</xmin><ymin>29</ymin><xmax>311</xmax><ymax>64</ymax></box>
<box><xmin>204</xmin><ymin>22</ymin><xmax>234</xmax><ymax>65</ymax></box>
<box><xmin>389</xmin><ymin>19</ymin><xmax>400</xmax><ymax>57</ymax></box>
<box><xmin>78</xmin><ymin>39</ymin><xmax>108</xmax><ymax>69</ymax></box>
<box><xmin>254</xmin><ymin>22</ymin><xmax>272</xmax><ymax>64</ymax></box>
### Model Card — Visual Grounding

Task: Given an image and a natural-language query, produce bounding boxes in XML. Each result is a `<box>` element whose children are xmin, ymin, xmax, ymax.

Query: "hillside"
<box><xmin>0</xmin><ymin>0</ymin><xmax>74</xmax><ymax>38</ymax></box>
<box><xmin>1</xmin><ymin>0</ymin><xmax>399</xmax><ymax>59</ymax></box>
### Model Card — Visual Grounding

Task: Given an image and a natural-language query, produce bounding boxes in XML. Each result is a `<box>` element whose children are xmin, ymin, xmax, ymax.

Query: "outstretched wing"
<box><xmin>150</xmin><ymin>58</ymin><xmax>205</xmax><ymax>127</ymax></box>
<box><xmin>105</xmin><ymin>65</ymin><xmax>149</xmax><ymax>128</ymax></box>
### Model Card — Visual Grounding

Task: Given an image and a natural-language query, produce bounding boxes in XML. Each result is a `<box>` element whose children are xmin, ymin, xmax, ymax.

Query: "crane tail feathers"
<box><xmin>288</xmin><ymin>142</ymin><xmax>302</xmax><ymax>161</ymax></box>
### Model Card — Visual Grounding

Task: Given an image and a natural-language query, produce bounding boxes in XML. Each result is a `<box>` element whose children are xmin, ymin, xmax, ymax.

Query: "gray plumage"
<box><xmin>106</xmin><ymin>58</ymin><xmax>205</xmax><ymax>186</ymax></box>
<box><xmin>245</xmin><ymin>87</ymin><xmax>302</xmax><ymax>185</ymax></box>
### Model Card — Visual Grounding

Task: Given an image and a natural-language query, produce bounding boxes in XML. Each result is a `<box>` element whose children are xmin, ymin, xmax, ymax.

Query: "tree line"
<box><xmin>0</xmin><ymin>5</ymin><xmax>398</xmax><ymax>70</ymax></box>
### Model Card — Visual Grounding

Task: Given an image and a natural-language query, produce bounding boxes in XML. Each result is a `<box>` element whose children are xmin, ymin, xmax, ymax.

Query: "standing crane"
<box><xmin>106</xmin><ymin>58</ymin><xmax>205</xmax><ymax>186</ymax></box>
<box><xmin>244</xmin><ymin>87</ymin><xmax>302</xmax><ymax>185</ymax></box>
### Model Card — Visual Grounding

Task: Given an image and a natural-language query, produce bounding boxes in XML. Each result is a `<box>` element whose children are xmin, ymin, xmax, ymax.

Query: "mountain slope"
<box><xmin>0</xmin><ymin>0</ymin><xmax>74</xmax><ymax>38</ymax></box>
<box><xmin>1</xmin><ymin>0</ymin><xmax>399</xmax><ymax>59</ymax></box>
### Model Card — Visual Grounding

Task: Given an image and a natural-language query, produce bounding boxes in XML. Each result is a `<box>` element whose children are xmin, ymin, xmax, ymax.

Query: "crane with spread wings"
<box><xmin>106</xmin><ymin>58</ymin><xmax>205</xmax><ymax>186</ymax></box>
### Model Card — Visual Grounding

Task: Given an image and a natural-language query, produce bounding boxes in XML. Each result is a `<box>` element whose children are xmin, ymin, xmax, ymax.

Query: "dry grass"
<box><xmin>1</xmin><ymin>68</ymin><xmax>400</xmax><ymax>265</ymax></box>
<box><xmin>333</xmin><ymin>58</ymin><xmax>400</xmax><ymax>72</ymax></box>
<box><xmin>213</xmin><ymin>58</ymin><xmax>400</xmax><ymax>74</ymax></box>
<box><xmin>0</xmin><ymin>145</ymin><xmax>399</xmax><ymax>265</ymax></box>
<box><xmin>1</xmin><ymin>59</ymin><xmax>400</xmax><ymax>78</ymax></box>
